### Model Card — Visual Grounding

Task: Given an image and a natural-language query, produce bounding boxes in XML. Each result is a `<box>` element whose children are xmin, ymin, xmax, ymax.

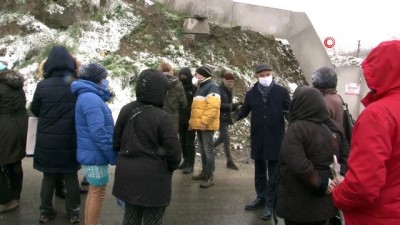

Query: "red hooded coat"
<box><xmin>332</xmin><ymin>40</ymin><xmax>400</xmax><ymax>225</ymax></box>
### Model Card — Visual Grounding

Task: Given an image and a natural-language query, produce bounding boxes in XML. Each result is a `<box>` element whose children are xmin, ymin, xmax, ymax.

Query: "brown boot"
<box><xmin>200</xmin><ymin>174</ymin><xmax>214</xmax><ymax>188</ymax></box>
<box><xmin>226</xmin><ymin>160</ymin><xmax>239</xmax><ymax>170</ymax></box>
<box><xmin>192</xmin><ymin>172</ymin><xmax>207</xmax><ymax>180</ymax></box>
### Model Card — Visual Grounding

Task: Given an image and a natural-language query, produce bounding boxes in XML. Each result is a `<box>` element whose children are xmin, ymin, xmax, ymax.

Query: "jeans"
<box><xmin>178</xmin><ymin>122</ymin><xmax>196</xmax><ymax>166</ymax></box>
<box><xmin>40</xmin><ymin>172</ymin><xmax>80</xmax><ymax>217</ymax></box>
<box><xmin>0</xmin><ymin>161</ymin><xmax>23</xmax><ymax>204</ymax></box>
<box><xmin>212</xmin><ymin>123</ymin><xmax>232</xmax><ymax>160</ymax></box>
<box><xmin>197</xmin><ymin>130</ymin><xmax>215</xmax><ymax>175</ymax></box>
<box><xmin>254</xmin><ymin>160</ymin><xmax>279</xmax><ymax>209</ymax></box>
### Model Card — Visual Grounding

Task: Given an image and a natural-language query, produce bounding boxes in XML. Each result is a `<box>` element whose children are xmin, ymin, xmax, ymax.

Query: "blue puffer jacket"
<box><xmin>71</xmin><ymin>79</ymin><xmax>117</xmax><ymax>166</ymax></box>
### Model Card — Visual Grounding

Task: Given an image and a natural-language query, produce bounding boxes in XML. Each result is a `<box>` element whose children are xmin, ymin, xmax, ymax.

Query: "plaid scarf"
<box><xmin>257</xmin><ymin>81</ymin><xmax>274</xmax><ymax>103</ymax></box>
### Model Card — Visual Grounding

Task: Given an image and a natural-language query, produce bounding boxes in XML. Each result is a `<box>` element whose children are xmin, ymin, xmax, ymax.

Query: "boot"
<box><xmin>192</xmin><ymin>172</ymin><xmax>207</xmax><ymax>180</ymax></box>
<box><xmin>226</xmin><ymin>159</ymin><xmax>239</xmax><ymax>170</ymax></box>
<box><xmin>260</xmin><ymin>207</ymin><xmax>272</xmax><ymax>220</ymax></box>
<box><xmin>0</xmin><ymin>200</ymin><xmax>20</xmax><ymax>213</ymax></box>
<box><xmin>200</xmin><ymin>174</ymin><xmax>214</xmax><ymax>188</ymax></box>
<box><xmin>183</xmin><ymin>165</ymin><xmax>194</xmax><ymax>174</ymax></box>
<box><xmin>177</xmin><ymin>160</ymin><xmax>187</xmax><ymax>170</ymax></box>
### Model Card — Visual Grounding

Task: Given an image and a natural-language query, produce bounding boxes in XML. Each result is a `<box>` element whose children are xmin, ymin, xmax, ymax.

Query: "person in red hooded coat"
<box><xmin>332</xmin><ymin>40</ymin><xmax>400</xmax><ymax>225</ymax></box>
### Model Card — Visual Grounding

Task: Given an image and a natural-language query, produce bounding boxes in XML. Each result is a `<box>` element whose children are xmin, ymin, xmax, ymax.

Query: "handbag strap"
<box><xmin>128</xmin><ymin>105</ymin><xmax>165</xmax><ymax>157</ymax></box>
<box><xmin>337</xmin><ymin>94</ymin><xmax>348</xmax><ymax>111</ymax></box>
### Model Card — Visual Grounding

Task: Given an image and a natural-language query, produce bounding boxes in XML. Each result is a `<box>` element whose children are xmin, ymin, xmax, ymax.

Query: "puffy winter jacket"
<box><xmin>189</xmin><ymin>78</ymin><xmax>220</xmax><ymax>130</ymax></box>
<box><xmin>71</xmin><ymin>79</ymin><xmax>116</xmax><ymax>166</ymax></box>
<box><xmin>332</xmin><ymin>40</ymin><xmax>400</xmax><ymax>225</ymax></box>
<box><xmin>0</xmin><ymin>69</ymin><xmax>28</xmax><ymax>165</ymax></box>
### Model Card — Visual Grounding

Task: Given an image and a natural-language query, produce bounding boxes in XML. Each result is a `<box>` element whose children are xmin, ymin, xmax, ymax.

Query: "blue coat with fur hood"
<box><xmin>71</xmin><ymin>79</ymin><xmax>116</xmax><ymax>166</ymax></box>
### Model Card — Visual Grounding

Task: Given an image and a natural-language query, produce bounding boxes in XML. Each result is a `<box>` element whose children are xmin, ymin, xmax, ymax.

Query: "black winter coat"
<box><xmin>113</xmin><ymin>70</ymin><xmax>181</xmax><ymax>207</ymax></box>
<box><xmin>276</xmin><ymin>86</ymin><xmax>349</xmax><ymax>222</ymax></box>
<box><xmin>31</xmin><ymin>71</ymin><xmax>79</xmax><ymax>173</ymax></box>
<box><xmin>219</xmin><ymin>82</ymin><xmax>234</xmax><ymax>125</ymax></box>
<box><xmin>0</xmin><ymin>70</ymin><xmax>28</xmax><ymax>165</ymax></box>
<box><xmin>178</xmin><ymin>80</ymin><xmax>196</xmax><ymax>125</ymax></box>
<box><xmin>237</xmin><ymin>82</ymin><xmax>290</xmax><ymax>160</ymax></box>
<box><xmin>113</xmin><ymin>102</ymin><xmax>181</xmax><ymax>206</ymax></box>
<box><xmin>30</xmin><ymin>46</ymin><xmax>79</xmax><ymax>173</ymax></box>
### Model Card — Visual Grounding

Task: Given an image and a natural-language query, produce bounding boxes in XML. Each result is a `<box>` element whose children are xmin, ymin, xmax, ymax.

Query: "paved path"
<box><xmin>0</xmin><ymin>157</ymin><xmax>283</xmax><ymax>225</ymax></box>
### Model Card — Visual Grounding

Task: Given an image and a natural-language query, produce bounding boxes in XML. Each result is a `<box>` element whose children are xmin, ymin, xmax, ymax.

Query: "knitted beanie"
<box><xmin>224</xmin><ymin>72</ymin><xmax>235</xmax><ymax>80</ymax></box>
<box><xmin>195</xmin><ymin>66</ymin><xmax>213</xmax><ymax>77</ymax></box>
<box><xmin>78</xmin><ymin>63</ymin><xmax>108</xmax><ymax>83</ymax></box>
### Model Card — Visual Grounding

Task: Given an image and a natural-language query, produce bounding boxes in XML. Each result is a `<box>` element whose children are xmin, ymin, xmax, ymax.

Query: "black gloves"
<box><xmin>232</xmin><ymin>102</ymin><xmax>242</xmax><ymax>111</ymax></box>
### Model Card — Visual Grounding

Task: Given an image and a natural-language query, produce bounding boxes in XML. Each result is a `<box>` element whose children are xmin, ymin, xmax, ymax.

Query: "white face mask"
<box><xmin>192</xmin><ymin>76</ymin><xmax>199</xmax><ymax>85</ymax></box>
<box><xmin>259</xmin><ymin>76</ymin><xmax>273</xmax><ymax>87</ymax></box>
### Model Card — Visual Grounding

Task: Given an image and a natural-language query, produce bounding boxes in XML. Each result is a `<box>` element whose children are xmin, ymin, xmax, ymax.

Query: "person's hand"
<box><xmin>326</xmin><ymin>178</ymin><xmax>333</xmax><ymax>194</ymax></box>
<box><xmin>200</xmin><ymin>124</ymin><xmax>206</xmax><ymax>131</ymax></box>
<box><xmin>332</xmin><ymin>175</ymin><xmax>345</xmax><ymax>186</ymax></box>
<box><xmin>232</xmin><ymin>102</ymin><xmax>241</xmax><ymax>111</ymax></box>
<box><xmin>231</xmin><ymin>112</ymin><xmax>239</xmax><ymax>122</ymax></box>
<box><xmin>326</xmin><ymin>175</ymin><xmax>345</xmax><ymax>195</ymax></box>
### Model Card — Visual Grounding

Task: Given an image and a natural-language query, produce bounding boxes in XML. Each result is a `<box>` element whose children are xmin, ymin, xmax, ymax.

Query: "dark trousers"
<box><xmin>0</xmin><ymin>161</ymin><xmax>23</xmax><ymax>204</ymax></box>
<box><xmin>55</xmin><ymin>174</ymin><xmax>65</xmax><ymax>192</ymax></box>
<box><xmin>284</xmin><ymin>219</ymin><xmax>328</xmax><ymax>225</ymax></box>
<box><xmin>40</xmin><ymin>172</ymin><xmax>80</xmax><ymax>217</ymax></box>
<box><xmin>197</xmin><ymin>130</ymin><xmax>215</xmax><ymax>175</ymax></box>
<box><xmin>178</xmin><ymin>122</ymin><xmax>196</xmax><ymax>166</ymax></box>
<box><xmin>123</xmin><ymin>203</ymin><xmax>166</xmax><ymax>225</ymax></box>
<box><xmin>254</xmin><ymin>160</ymin><xmax>279</xmax><ymax>209</ymax></box>
<box><xmin>212</xmin><ymin>123</ymin><xmax>232</xmax><ymax>160</ymax></box>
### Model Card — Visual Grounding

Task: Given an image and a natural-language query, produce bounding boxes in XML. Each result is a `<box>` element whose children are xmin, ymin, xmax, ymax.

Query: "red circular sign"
<box><xmin>324</xmin><ymin>37</ymin><xmax>336</xmax><ymax>48</ymax></box>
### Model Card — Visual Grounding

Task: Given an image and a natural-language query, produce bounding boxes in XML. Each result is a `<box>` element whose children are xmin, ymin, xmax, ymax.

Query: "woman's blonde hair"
<box><xmin>157</xmin><ymin>61</ymin><xmax>173</xmax><ymax>74</ymax></box>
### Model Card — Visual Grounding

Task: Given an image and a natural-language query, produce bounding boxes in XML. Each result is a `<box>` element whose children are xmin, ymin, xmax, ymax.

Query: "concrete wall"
<box><xmin>157</xmin><ymin>0</ymin><xmax>364</xmax><ymax>117</ymax></box>
<box><xmin>157</xmin><ymin>0</ymin><xmax>333</xmax><ymax>83</ymax></box>
<box><xmin>335</xmin><ymin>67</ymin><xmax>364</xmax><ymax>117</ymax></box>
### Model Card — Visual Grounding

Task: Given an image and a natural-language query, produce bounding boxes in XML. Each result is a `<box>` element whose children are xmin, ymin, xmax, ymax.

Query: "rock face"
<box><xmin>1</xmin><ymin>0</ymin><xmax>307</xmax><ymax>161</ymax></box>
<box><xmin>1</xmin><ymin>0</ymin><xmax>305</xmax><ymax>85</ymax></box>
<box><xmin>1</xmin><ymin>0</ymin><xmax>97</xmax><ymax>29</ymax></box>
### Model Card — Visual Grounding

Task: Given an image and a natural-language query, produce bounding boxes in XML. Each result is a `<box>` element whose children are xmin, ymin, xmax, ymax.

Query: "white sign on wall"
<box><xmin>345</xmin><ymin>82</ymin><xmax>360</xmax><ymax>95</ymax></box>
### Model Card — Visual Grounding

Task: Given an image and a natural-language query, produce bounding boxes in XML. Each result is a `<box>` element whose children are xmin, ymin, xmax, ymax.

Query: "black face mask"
<box><xmin>180</xmin><ymin>78</ymin><xmax>190</xmax><ymax>85</ymax></box>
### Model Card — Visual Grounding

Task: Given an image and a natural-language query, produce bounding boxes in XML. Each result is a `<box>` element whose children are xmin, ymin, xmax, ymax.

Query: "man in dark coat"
<box><xmin>212</xmin><ymin>72</ymin><xmax>241</xmax><ymax>170</ymax></box>
<box><xmin>113</xmin><ymin>69</ymin><xmax>181</xmax><ymax>225</ymax></box>
<box><xmin>30</xmin><ymin>46</ymin><xmax>81</xmax><ymax>223</ymax></box>
<box><xmin>235</xmin><ymin>63</ymin><xmax>291</xmax><ymax>221</ymax></box>
<box><xmin>177</xmin><ymin>67</ymin><xmax>197</xmax><ymax>174</ymax></box>
<box><xmin>0</xmin><ymin>63</ymin><xmax>28</xmax><ymax>213</ymax></box>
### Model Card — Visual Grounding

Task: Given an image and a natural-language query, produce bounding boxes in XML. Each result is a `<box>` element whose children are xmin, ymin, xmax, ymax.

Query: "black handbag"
<box><xmin>340</xmin><ymin>97</ymin><xmax>356</xmax><ymax>143</ymax></box>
